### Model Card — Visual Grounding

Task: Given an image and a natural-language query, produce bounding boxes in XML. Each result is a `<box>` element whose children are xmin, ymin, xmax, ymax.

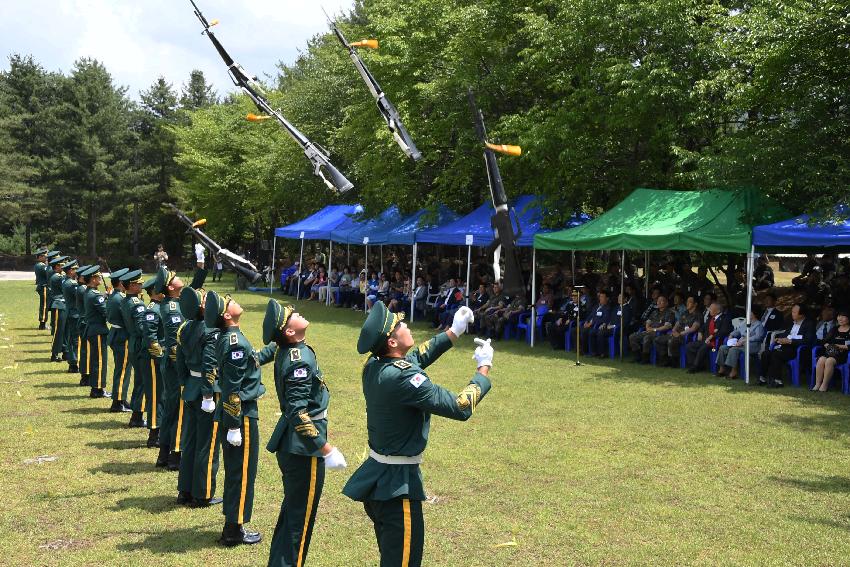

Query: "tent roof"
<box><xmin>329</xmin><ymin>206</ymin><xmax>403</xmax><ymax>245</ymax></box>
<box><xmin>274</xmin><ymin>205</ymin><xmax>363</xmax><ymax>240</ymax></box>
<box><xmin>753</xmin><ymin>207</ymin><xmax>850</xmax><ymax>250</ymax></box>
<box><xmin>378</xmin><ymin>206</ymin><xmax>460</xmax><ymax>245</ymax></box>
<box><xmin>534</xmin><ymin>188</ymin><xmax>788</xmax><ymax>253</ymax></box>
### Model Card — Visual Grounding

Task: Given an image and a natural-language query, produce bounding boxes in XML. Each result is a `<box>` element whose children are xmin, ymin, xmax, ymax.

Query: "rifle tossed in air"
<box><xmin>166</xmin><ymin>203</ymin><xmax>262</xmax><ymax>284</ymax></box>
<box><xmin>324</xmin><ymin>10</ymin><xmax>421</xmax><ymax>161</ymax></box>
<box><xmin>188</xmin><ymin>0</ymin><xmax>353</xmax><ymax>193</ymax></box>
<box><xmin>467</xmin><ymin>88</ymin><xmax>524</xmax><ymax>298</ymax></box>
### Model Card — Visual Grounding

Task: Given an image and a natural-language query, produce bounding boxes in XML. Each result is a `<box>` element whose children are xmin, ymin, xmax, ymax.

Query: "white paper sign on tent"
<box><xmin>465</xmin><ymin>234</ymin><xmax>474</xmax><ymax>245</ymax></box>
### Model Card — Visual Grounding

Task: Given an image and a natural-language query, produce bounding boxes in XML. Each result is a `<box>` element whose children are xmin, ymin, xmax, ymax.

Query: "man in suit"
<box><xmin>759</xmin><ymin>293</ymin><xmax>785</xmax><ymax>335</ymax></box>
<box><xmin>685</xmin><ymin>303</ymin><xmax>732</xmax><ymax>373</ymax></box>
<box><xmin>758</xmin><ymin>303</ymin><xmax>817</xmax><ymax>388</ymax></box>
<box><xmin>585</xmin><ymin>290</ymin><xmax>614</xmax><ymax>356</ymax></box>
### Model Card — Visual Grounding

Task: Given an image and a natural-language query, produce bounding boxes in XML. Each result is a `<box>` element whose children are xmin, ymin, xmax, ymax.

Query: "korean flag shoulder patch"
<box><xmin>409</xmin><ymin>373</ymin><xmax>428</xmax><ymax>388</ymax></box>
<box><xmin>98</xmin><ymin>296</ymin><xmax>105</xmax><ymax>303</ymax></box>
<box><xmin>294</xmin><ymin>368</ymin><xmax>308</xmax><ymax>378</ymax></box>
<box><xmin>145</xmin><ymin>313</ymin><xmax>155</xmax><ymax>321</ymax></box>
<box><xmin>231</xmin><ymin>350</ymin><xmax>244</xmax><ymax>361</ymax></box>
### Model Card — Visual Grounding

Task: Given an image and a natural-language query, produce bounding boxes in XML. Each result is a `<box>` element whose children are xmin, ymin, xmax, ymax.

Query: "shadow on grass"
<box><xmin>32</xmin><ymin>379</ymin><xmax>82</xmax><ymax>386</ymax></box>
<box><xmin>87</xmin><ymin>439</ymin><xmax>144</xmax><ymax>451</ymax></box>
<box><xmin>773</xmin><ymin>411</ymin><xmax>850</xmax><ymax>435</ymax></box>
<box><xmin>20</xmin><ymin>356</ymin><xmax>58</xmax><ymax>363</ymax></box>
<box><xmin>71</xmin><ymin>419</ymin><xmax>126</xmax><ymax>431</ymax></box>
<box><xmin>772</xmin><ymin>474</ymin><xmax>850</xmax><ymax>494</ymax></box>
<box><xmin>115</xmin><ymin>527</ymin><xmax>222</xmax><ymax>553</ymax></box>
<box><xmin>91</xmin><ymin>461</ymin><xmax>152</xmax><ymax>475</ymax></box>
<box><xmin>113</xmin><ymin>494</ymin><xmax>182</xmax><ymax>514</ymax></box>
<box><xmin>38</xmin><ymin>393</ymin><xmax>90</xmax><ymax>401</ymax></box>
<box><xmin>788</xmin><ymin>514</ymin><xmax>850</xmax><ymax>532</ymax></box>
<box><xmin>62</xmin><ymin>406</ymin><xmax>112</xmax><ymax>415</ymax></box>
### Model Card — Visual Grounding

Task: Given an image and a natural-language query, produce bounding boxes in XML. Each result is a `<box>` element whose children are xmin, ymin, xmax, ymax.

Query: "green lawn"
<box><xmin>1</xmin><ymin>275</ymin><xmax>849</xmax><ymax>566</ymax></box>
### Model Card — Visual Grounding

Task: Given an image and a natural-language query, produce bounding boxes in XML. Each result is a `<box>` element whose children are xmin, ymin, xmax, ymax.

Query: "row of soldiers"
<box><xmin>33</xmin><ymin>247</ymin><xmax>496</xmax><ymax>566</ymax></box>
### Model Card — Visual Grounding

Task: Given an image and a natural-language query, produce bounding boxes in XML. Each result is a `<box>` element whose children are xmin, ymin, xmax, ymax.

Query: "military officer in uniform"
<box><xmin>60</xmin><ymin>260</ymin><xmax>80</xmax><ymax>374</ymax></box>
<box><xmin>82</xmin><ymin>266</ymin><xmax>111</xmax><ymax>399</ymax></box>
<box><xmin>120</xmin><ymin>270</ymin><xmax>148</xmax><ymax>429</ymax></box>
<box><xmin>106</xmin><ymin>268</ymin><xmax>133</xmax><ymax>412</ymax></box>
<box><xmin>262</xmin><ymin>300</ymin><xmax>347</xmax><ymax>567</ymax></box>
<box><xmin>343</xmin><ymin>302</ymin><xmax>493</xmax><ymax>567</ymax></box>
<box><xmin>175</xmin><ymin>285</ymin><xmax>222</xmax><ymax>508</ymax></box>
<box><xmin>75</xmin><ymin>265</ymin><xmax>92</xmax><ymax>386</ymax></box>
<box><xmin>206</xmin><ymin>291</ymin><xmax>264</xmax><ymax>546</ymax></box>
<box><xmin>48</xmin><ymin>255</ymin><xmax>70</xmax><ymax>362</ymax></box>
<box><xmin>45</xmin><ymin>251</ymin><xmax>61</xmax><ymax>333</ymax></box>
<box><xmin>139</xmin><ymin>278</ymin><xmax>166</xmax><ymax>452</ymax></box>
<box><xmin>34</xmin><ymin>248</ymin><xmax>50</xmax><ymax>330</ymax></box>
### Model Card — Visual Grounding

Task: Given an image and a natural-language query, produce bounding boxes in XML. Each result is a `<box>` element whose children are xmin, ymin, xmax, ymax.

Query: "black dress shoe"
<box><xmin>155</xmin><ymin>444</ymin><xmax>169</xmax><ymax>467</ymax></box>
<box><xmin>67</xmin><ymin>364</ymin><xmax>79</xmax><ymax>373</ymax></box>
<box><xmin>770</xmin><ymin>380</ymin><xmax>785</xmax><ymax>388</ymax></box>
<box><xmin>120</xmin><ymin>401</ymin><xmax>133</xmax><ymax>413</ymax></box>
<box><xmin>757</xmin><ymin>377</ymin><xmax>768</xmax><ymax>386</ymax></box>
<box><xmin>128</xmin><ymin>411</ymin><xmax>145</xmax><ymax>428</ymax></box>
<box><xmin>38</xmin><ymin>322</ymin><xmax>46</xmax><ymax>330</ymax></box>
<box><xmin>176</xmin><ymin>491</ymin><xmax>194</xmax><ymax>506</ymax></box>
<box><xmin>192</xmin><ymin>496</ymin><xmax>223</xmax><ymax>508</ymax></box>
<box><xmin>167</xmin><ymin>451</ymin><xmax>181</xmax><ymax>471</ymax></box>
<box><xmin>109</xmin><ymin>399</ymin><xmax>124</xmax><ymax>413</ymax></box>
<box><xmin>219</xmin><ymin>523</ymin><xmax>262</xmax><ymax>546</ymax></box>
<box><xmin>147</xmin><ymin>428</ymin><xmax>161</xmax><ymax>448</ymax></box>
<box><xmin>79</xmin><ymin>375</ymin><xmax>89</xmax><ymax>386</ymax></box>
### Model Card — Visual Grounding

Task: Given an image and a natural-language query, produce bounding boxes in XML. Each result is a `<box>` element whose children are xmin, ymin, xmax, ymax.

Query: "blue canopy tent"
<box><xmin>753</xmin><ymin>208</ymin><xmax>850</xmax><ymax>250</ymax></box>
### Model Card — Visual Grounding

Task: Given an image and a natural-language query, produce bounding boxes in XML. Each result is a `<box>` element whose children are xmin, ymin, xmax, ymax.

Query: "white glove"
<box><xmin>201</xmin><ymin>397</ymin><xmax>215</xmax><ymax>413</ymax></box>
<box><xmin>324</xmin><ymin>447</ymin><xmax>347</xmax><ymax>470</ymax></box>
<box><xmin>450</xmin><ymin>306</ymin><xmax>475</xmax><ymax>337</ymax></box>
<box><xmin>473</xmin><ymin>337</ymin><xmax>494</xmax><ymax>368</ymax></box>
<box><xmin>227</xmin><ymin>428</ymin><xmax>242</xmax><ymax>447</ymax></box>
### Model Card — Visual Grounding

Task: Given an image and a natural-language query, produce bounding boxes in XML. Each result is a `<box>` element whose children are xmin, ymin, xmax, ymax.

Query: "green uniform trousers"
<box><xmin>139</xmin><ymin>352</ymin><xmax>163</xmax><ymax>430</ymax></box>
<box><xmin>177</xmin><ymin>398</ymin><xmax>221</xmax><ymax>500</ymax></box>
<box><xmin>87</xmin><ymin>333</ymin><xmax>108</xmax><ymax>389</ymax></box>
<box><xmin>129</xmin><ymin>345</ymin><xmax>145</xmax><ymax>413</ymax></box>
<box><xmin>110</xmin><ymin>339</ymin><xmax>132</xmax><ymax>401</ymax></box>
<box><xmin>221</xmin><ymin>416</ymin><xmax>259</xmax><ymax>525</ymax></box>
<box><xmin>37</xmin><ymin>287</ymin><xmax>48</xmax><ymax>324</ymax></box>
<box><xmin>78</xmin><ymin>321</ymin><xmax>89</xmax><ymax>376</ymax></box>
<box><xmin>267</xmin><ymin>454</ymin><xmax>325</xmax><ymax>567</ymax></box>
<box><xmin>159</xmin><ymin>357</ymin><xmax>185</xmax><ymax>450</ymax></box>
<box><xmin>65</xmin><ymin>316</ymin><xmax>79</xmax><ymax>365</ymax></box>
<box><xmin>364</xmin><ymin>498</ymin><xmax>425</xmax><ymax>567</ymax></box>
<box><xmin>50</xmin><ymin>308</ymin><xmax>66</xmax><ymax>360</ymax></box>
<box><xmin>49</xmin><ymin>304</ymin><xmax>57</xmax><ymax>334</ymax></box>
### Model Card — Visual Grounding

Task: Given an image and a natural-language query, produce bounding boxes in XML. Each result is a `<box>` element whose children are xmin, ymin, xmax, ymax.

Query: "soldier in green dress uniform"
<box><xmin>60</xmin><ymin>260</ymin><xmax>80</xmax><ymax>374</ymax></box>
<box><xmin>343</xmin><ymin>302</ymin><xmax>493</xmax><ymax>567</ymax></box>
<box><xmin>34</xmin><ymin>248</ymin><xmax>50</xmax><ymax>330</ymax></box>
<box><xmin>82</xmin><ymin>266</ymin><xmax>111</xmax><ymax>400</ymax></box>
<box><xmin>106</xmin><ymin>268</ymin><xmax>133</xmax><ymax>412</ymax></box>
<box><xmin>119</xmin><ymin>270</ymin><xmax>148</xmax><ymax>429</ymax></box>
<box><xmin>263</xmin><ymin>300</ymin><xmax>347</xmax><ymax>567</ymax></box>
<box><xmin>205</xmin><ymin>291</ymin><xmax>265</xmax><ymax>546</ymax></box>
<box><xmin>44</xmin><ymin>250</ymin><xmax>60</xmax><ymax>331</ymax></box>
<box><xmin>48</xmin><ymin>256</ymin><xmax>69</xmax><ymax>362</ymax></box>
<box><xmin>175</xmin><ymin>285</ymin><xmax>223</xmax><ymax>508</ymax></box>
<box><xmin>139</xmin><ymin>278</ymin><xmax>166</xmax><ymax>452</ymax></box>
<box><xmin>74</xmin><ymin>265</ymin><xmax>92</xmax><ymax>385</ymax></box>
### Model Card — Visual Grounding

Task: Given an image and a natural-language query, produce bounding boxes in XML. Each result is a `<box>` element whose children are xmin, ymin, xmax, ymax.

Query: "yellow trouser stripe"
<box><xmin>76</xmin><ymin>336</ymin><xmax>81</xmax><ymax>366</ymax></box>
<box><xmin>402</xmin><ymin>499</ymin><xmax>411</xmax><ymax>567</ymax></box>
<box><xmin>97</xmin><ymin>335</ymin><xmax>103</xmax><ymax>387</ymax></box>
<box><xmin>238</xmin><ymin>416</ymin><xmax>250</xmax><ymax>524</ymax></box>
<box><xmin>41</xmin><ymin>288</ymin><xmax>47</xmax><ymax>321</ymax></box>
<box><xmin>206</xmin><ymin>417</ymin><xmax>219</xmax><ymax>499</ymax></box>
<box><xmin>174</xmin><ymin>386</ymin><xmax>185</xmax><ymax>452</ymax></box>
<box><xmin>150</xmin><ymin>359</ymin><xmax>157</xmax><ymax>428</ymax></box>
<box><xmin>297</xmin><ymin>457</ymin><xmax>318</xmax><ymax>567</ymax></box>
<box><xmin>52</xmin><ymin>310</ymin><xmax>58</xmax><ymax>340</ymax></box>
<box><xmin>86</xmin><ymin>335</ymin><xmax>91</xmax><ymax>375</ymax></box>
<box><xmin>117</xmin><ymin>342</ymin><xmax>128</xmax><ymax>399</ymax></box>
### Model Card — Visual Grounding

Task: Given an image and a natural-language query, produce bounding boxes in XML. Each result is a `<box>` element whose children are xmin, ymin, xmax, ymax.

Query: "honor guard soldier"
<box><xmin>343</xmin><ymin>303</ymin><xmax>493</xmax><ymax>567</ymax></box>
<box><xmin>119</xmin><ymin>270</ymin><xmax>148</xmax><ymax>429</ymax></box>
<box><xmin>74</xmin><ymin>265</ymin><xmax>92</xmax><ymax>385</ymax></box>
<box><xmin>34</xmin><ymin>248</ymin><xmax>50</xmax><ymax>330</ymax></box>
<box><xmin>140</xmin><ymin>278</ymin><xmax>166</xmax><ymax>453</ymax></box>
<box><xmin>48</xmin><ymin>255</ymin><xmax>69</xmax><ymax>362</ymax></box>
<box><xmin>206</xmin><ymin>291</ymin><xmax>265</xmax><ymax>547</ymax></box>
<box><xmin>60</xmin><ymin>260</ymin><xmax>80</xmax><ymax>374</ymax></box>
<box><xmin>263</xmin><ymin>300</ymin><xmax>347</xmax><ymax>567</ymax></box>
<box><xmin>82</xmin><ymin>266</ymin><xmax>111</xmax><ymax>399</ymax></box>
<box><xmin>175</xmin><ymin>284</ymin><xmax>223</xmax><ymax>508</ymax></box>
<box><xmin>106</xmin><ymin>268</ymin><xmax>133</xmax><ymax>412</ymax></box>
<box><xmin>44</xmin><ymin>250</ymin><xmax>61</xmax><ymax>331</ymax></box>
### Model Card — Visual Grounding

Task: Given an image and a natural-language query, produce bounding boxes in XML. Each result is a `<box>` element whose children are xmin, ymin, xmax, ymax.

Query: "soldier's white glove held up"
<box><xmin>201</xmin><ymin>397</ymin><xmax>215</xmax><ymax>413</ymax></box>
<box><xmin>450</xmin><ymin>306</ymin><xmax>475</xmax><ymax>337</ymax></box>
<box><xmin>227</xmin><ymin>428</ymin><xmax>242</xmax><ymax>447</ymax></box>
<box><xmin>324</xmin><ymin>447</ymin><xmax>347</xmax><ymax>470</ymax></box>
<box><xmin>473</xmin><ymin>337</ymin><xmax>494</xmax><ymax>368</ymax></box>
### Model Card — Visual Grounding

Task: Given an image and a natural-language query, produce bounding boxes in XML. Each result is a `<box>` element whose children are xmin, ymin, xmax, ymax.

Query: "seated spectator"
<box><xmin>535</xmin><ymin>283</ymin><xmax>555</xmax><ymax>312</ymax></box>
<box><xmin>309</xmin><ymin>267</ymin><xmax>327</xmax><ymax>301</ymax></box>
<box><xmin>753</xmin><ymin>255</ymin><xmax>774</xmax><ymax>290</ymax></box>
<box><xmin>671</xmin><ymin>291</ymin><xmax>686</xmax><ymax>319</ymax></box>
<box><xmin>685</xmin><ymin>303</ymin><xmax>732</xmax><ymax>373</ymax></box>
<box><xmin>337</xmin><ymin>267</ymin><xmax>353</xmax><ymax>307</ymax></box>
<box><xmin>814</xmin><ymin>305</ymin><xmax>836</xmax><ymax>343</ymax></box>
<box><xmin>699</xmin><ymin>292</ymin><xmax>716</xmax><ymax>328</ymax></box>
<box><xmin>585</xmin><ymin>290</ymin><xmax>614</xmax><ymax>357</ymax></box>
<box><xmin>629</xmin><ymin>295</ymin><xmax>676</xmax><ymax>364</ymax></box>
<box><xmin>280</xmin><ymin>261</ymin><xmax>298</xmax><ymax>293</ymax></box>
<box><xmin>365</xmin><ymin>272</ymin><xmax>380</xmax><ymax>311</ymax></box>
<box><xmin>758</xmin><ymin>303</ymin><xmax>816</xmax><ymax>387</ymax></box>
<box><xmin>319</xmin><ymin>266</ymin><xmax>339</xmax><ymax>303</ymax></box>
<box><xmin>636</xmin><ymin>287</ymin><xmax>662</xmax><ymax>330</ymax></box>
<box><xmin>410</xmin><ymin>276</ymin><xmax>428</xmax><ymax>317</ymax></box>
<box><xmin>491</xmin><ymin>294</ymin><xmax>527</xmax><ymax>341</ymax></box>
<box><xmin>436</xmin><ymin>281</ymin><xmax>465</xmax><ymax>330</ymax></box>
<box><xmin>716</xmin><ymin>307</ymin><xmax>765</xmax><ymax>379</ymax></box>
<box><xmin>351</xmin><ymin>270</ymin><xmax>367</xmax><ymax>310</ymax></box>
<box><xmin>469</xmin><ymin>284</ymin><xmax>489</xmax><ymax>310</ymax></box>
<box><xmin>812</xmin><ymin>311</ymin><xmax>850</xmax><ymax>392</ymax></box>
<box><xmin>759</xmin><ymin>293</ymin><xmax>785</xmax><ymax>337</ymax></box>
<box><xmin>376</xmin><ymin>273</ymin><xmax>390</xmax><ymax>303</ymax></box>
<box><xmin>545</xmin><ymin>288</ymin><xmax>578</xmax><ymax>349</ymax></box>
<box><xmin>655</xmin><ymin>295</ymin><xmax>701</xmax><ymax>367</ymax></box>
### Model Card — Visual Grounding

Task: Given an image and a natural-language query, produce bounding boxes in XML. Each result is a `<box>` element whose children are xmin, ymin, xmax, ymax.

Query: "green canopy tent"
<box><xmin>533</xmin><ymin>188</ymin><xmax>789</xmax><ymax>381</ymax></box>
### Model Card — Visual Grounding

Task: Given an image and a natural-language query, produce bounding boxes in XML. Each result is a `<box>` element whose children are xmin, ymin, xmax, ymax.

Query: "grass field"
<box><xmin>2</xmin><ymin>275</ymin><xmax>850</xmax><ymax>566</ymax></box>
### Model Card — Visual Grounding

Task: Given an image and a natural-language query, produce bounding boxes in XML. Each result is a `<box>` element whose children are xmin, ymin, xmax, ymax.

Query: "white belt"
<box><xmin>189</xmin><ymin>370</ymin><xmax>202</xmax><ymax>377</ymax></box>
<box><xmin>369</xmin><ymin>449</ymin><xmax>423</xmax><ymax>465</ymax></box>
<box><xmin>311</xmin><ymin>410</ymin><xmax>327</xmax><ymax>421</ymax></box>
<box><xmin>111</xmin><ymin>324</ymin><xmax>122</xmax><ymax>329</ymax></box>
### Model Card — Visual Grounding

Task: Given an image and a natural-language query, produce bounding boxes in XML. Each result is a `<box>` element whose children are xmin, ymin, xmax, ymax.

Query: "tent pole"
<box><xmin>410</xmin><ymin>242</ymin><xmax>418</xmax><ymax>322</ymax></box>
<box><xmin>297</xmin><ymin>236</ymin><xmax>305</xmax><ymax>301</ymax></box>
<box><xmin>465</xmin><ymin>245</ymin><xmax>472</xmax><ymax>307</ymax></box>
<box><xmin>380</xmin><ymin>245</ymin><xmax>384</xmax><ymax>275</ymax></box>
<box><xmin>531</xmin><ymin>247</ymin><xmax>537</xmax><ymax>347</ymax></box>
<box><xmin>327</xmin><ymin>240</ymin><xmax>333</xmax><ymax>306</ymax></box>
<box><xmin>347</xmin><ymin>243</ymin><xmax>350</xmax><ymax>265</ymax></box>
<box><xmin>571</xmin><ymin>250</ymin><xmax>576</xmax><ymax>286</ymax></box>
<box><xmin>745</xmin><ymin>245</ymin><xmax>754</xmax><ymax>385</ymax></box>
<box><xmin>270</xmin><ymin>235</ymin><xmax>276</xmax><ymax>297</ymax></box>
<box><xmin>364</xmin><ymin>244</ymin><xmax>369</xmax><ymax>314</ymax></box>
<box><xmin>644</xmin><ymin>251</ymin><xmax>649</xmax><ymax>298</ymax></box>
<box><xmin>620</xmin><ymin>250</ymin><xmax>625</xmax><ymax>360</ymax></box>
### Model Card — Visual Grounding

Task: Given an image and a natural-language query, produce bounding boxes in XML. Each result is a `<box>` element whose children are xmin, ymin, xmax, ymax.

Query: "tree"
<box><xmin>180</xmin><ymin>69</ymin><xmax>218</xmax><ymax>110</ymax></box>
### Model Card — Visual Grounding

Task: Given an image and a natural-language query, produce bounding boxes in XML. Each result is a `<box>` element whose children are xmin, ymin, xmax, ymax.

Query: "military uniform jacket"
<box><xmin>61</xmin><ymin>278</ymin><xmax>80</xmax><ymax>318</ymax></box>
<box><xmin>673</xmin><ymin>310</ymin><xmax>700</xmax><ymax>333</ymax></box>
<box><xmin>34</xmin><ymin>262</ymin><xmax>49</xmax><ymax>289</ymax></box>
<box><xmin>84</xmin><ymin>287</ymin><xmax>109</xmax><ymax>336</ymax></box>
<box><xmin>481</xmin><ymin>292</ymin><xmax>507</xmax><ymax>311</ymax></box>
<box><xmin>48</xmin><ymin>273</ymin><xmax>66</xmax><ymax>309</ymax></box>
<box><xmin>145</xmin><ymin>300</ymin><xmax>164</xmax><ymax>346</ymax></box>
<box><xmin>159</xmin><ymin>299</ymin><xmax>183</xmax><ymax>355</ymax></box>
<box><xmin>588</xmin><ymin>304</ymin><xmax>613</xmax><ymax>329</ymax></box>
<box><xmin>176</xmin><ymin>320</ymin><xmax>218</xmax><ymax>401</ymax></box>
<box><xmin>214</xmin><ymin>326</ymin><xmax>267</xmax><ymax>430</ymax></box>
<box><xmin>263</xmin><ymin>341</ymin><xmax>330</xmax><ymax>457</ymax></box>
<box><xmin>75</xmin><ymin>284</ymin><xmax>87</xmax><ymax>320</ymax></box>
<box><xmin>342</xmin><ymin>332</ymin><xmax>492</xmax><ymax>502</ymax></box>
<box><xmin>120</xmin><ymin>294</ymin><xmax>146</xmax><ymax>353</ymax></box>
<box><xmin>106</xmin><ymin>290</ymin><xmax>127</xmax><ymax>346</ymax></box>
<box><xmin>646</xmin><ymin>308</ymin><xmax>676</xmax><ymax>329</ymax></box>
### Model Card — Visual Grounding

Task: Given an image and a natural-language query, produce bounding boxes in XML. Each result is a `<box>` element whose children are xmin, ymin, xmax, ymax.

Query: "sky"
<box><xmin>0</xmin><ymin>0</ymin><xmax>354</xmax><ymax>100</ymax></box>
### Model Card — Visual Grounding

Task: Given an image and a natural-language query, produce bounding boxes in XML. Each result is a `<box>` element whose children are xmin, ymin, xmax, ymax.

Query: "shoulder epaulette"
<box><xmin>290</xmin><ymin>348</ymin><xmax>302</xmax><ymax>362</ymax></box>
<box><xmin>131</xmin><ymin>297</ymin><xmax>141</xmax><ymax>304</ymax></box>
<box><xmin>169</xmin><ymin>301</ymin><xmax>177</xmax><ymax>310</ymax></box>
<box><xmin>229</xmin><ymin>333</ymin><xmax>238</xmax><ymax>345</ymax></box>
<box><xmin>393</xmin><ymin>359</ymin><xmax>412</xmax><ymax>370</ymax></box>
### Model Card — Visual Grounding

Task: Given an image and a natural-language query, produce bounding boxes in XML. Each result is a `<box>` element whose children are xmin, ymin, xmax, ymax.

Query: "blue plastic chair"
<box><xmin>563</xmin><ymin>320</ymin><xmax>577</xmax><ymax>352</ymax></box>
<box><xmin>769</xmin><ymin>343</ymin><xmax>809</xmax><ymax>387</ymax></box>
<box><xmin>810</xmin><ymin>346</ymin><xmax>850</xmax><ymax>391</ymax></box>
<box><xmin>606</xmin><ymin>325</ymin><xmax>622</xmax><ymax>358</ymax></box>
<box><xmin>737</xmin><ymin>351</ymin><xmax>761</xmax><ymax>381</ymax></box>
<box><xmin>649</xmin><ymin>329</ymin><xmax>672</xmax><ymax>365</ymax></box>
<box><xmin>517</xmin><ymin>306</ymin><xmax>549</xmax><ymax>344</ymax></box>
<box><xmin>708</xmin><ymin>336</ymin><xmax>728</xmax><ymax>373</ymax></box>
<box><xmin>678</xmin><ymin>332</ymin><xmax>699</xmax><ymax>368</ymax></box>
